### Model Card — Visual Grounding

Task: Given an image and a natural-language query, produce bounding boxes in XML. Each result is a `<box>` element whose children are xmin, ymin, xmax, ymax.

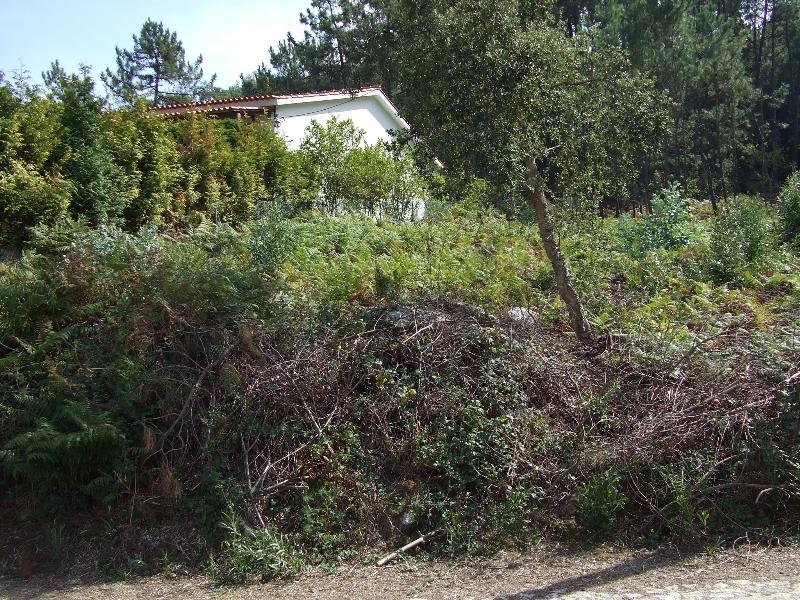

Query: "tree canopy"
<box><xmin>102</xmin><ymin>19</ymin><xmax>214</xmax><ymax>106</ymax></box>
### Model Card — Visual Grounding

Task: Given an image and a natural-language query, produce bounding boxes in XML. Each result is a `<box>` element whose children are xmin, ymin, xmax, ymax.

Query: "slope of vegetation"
<box><xmin>1</xmin><ymin>184</ymin><xmax>799</xmax><ymax>580</ymax></box>
<box><xmin>3</xmin><ymin>0</ymin><xmax>800</xmax><ymax>584</ymax></box>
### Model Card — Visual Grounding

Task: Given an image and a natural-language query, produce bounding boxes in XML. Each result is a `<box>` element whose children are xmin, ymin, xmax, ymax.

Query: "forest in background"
<box><xmin>243</xmin><ymin>0</ymin><xmax>800</xmax><ymax>209</ymax></box>
<box><xmin>2</xmin><ymin>0</ymin><xmax>800</xmax><ymax>584</ymax></box>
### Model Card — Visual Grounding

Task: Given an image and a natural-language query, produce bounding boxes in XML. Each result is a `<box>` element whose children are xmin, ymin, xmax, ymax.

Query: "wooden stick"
<box><xmin>375</xmin><ymin>530</ymin><xmax>441</xmax><ymax>567</ymax></box>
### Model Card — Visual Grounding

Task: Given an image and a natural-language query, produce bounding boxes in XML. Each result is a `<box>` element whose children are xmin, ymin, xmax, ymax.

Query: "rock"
<box><xmin>507</xmin><ymin>307</ymin><xmax>538</xmax><ymax>324</ymax></box>
<box><xmin>381</xmin><ymin>307</ymin><xmax>417</xmax><ymax>328</ymax></box>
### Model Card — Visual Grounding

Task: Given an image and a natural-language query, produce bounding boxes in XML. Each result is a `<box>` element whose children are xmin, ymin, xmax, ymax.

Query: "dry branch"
<box><xmin>375</xmin><ymin>530</ymin><xmax>442</xmax><ymax>567</ymax></box>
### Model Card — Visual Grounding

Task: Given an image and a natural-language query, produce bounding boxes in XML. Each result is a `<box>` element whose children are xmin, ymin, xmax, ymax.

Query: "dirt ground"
<box><xmin>3</xmin><ymin>544</ymin><xmax>800</xmax><ymax>599</ymax></box>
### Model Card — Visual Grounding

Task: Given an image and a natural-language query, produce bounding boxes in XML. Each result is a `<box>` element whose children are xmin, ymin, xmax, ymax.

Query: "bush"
<box><xmin>0</xmin><ymin>160</ymin><xmax>71</xmax><ymax>246</ymax></box>
<box><xmin>2</xmin><ymin>200</ymin><xmax>799</xmax><ymax>572</ymax></box>
<box><xmin>247</xmin><ymin>203</ymin><xmax>296</xmax><ymax>275</ymax></box>
<box><xmin>300</xmin><ymin>118</ymin><xmax>428</xmax><ymax>220</ymax></box>
<box><xmin>778</xmin><ymin>171</ymin><xmax>800</xmax><ymax>247</ymax></box>
<box><xmin>575</xmin><ymin>471</ymin><xmax>627</xmax><ymax>532</ymax></box>
<box><xmin>213</xmin><ymin>510</ymin><xmax>301</xmax><ymax>583</ymax></box>
<box><xmin>0</xmin><ymin>398</ymin><xmax>130</xmax><ymax>512</ymax></box>
<box><xmin>706</xmin><ymin>195</ymin><xmax>774</xmax><ymax>284</ymax></box>
<box><xmin>106</xmin><ymin>103</ymin><xmax>185</xmax><ymax>229</ymax></box>
<box><xmin>0</xmin><ymin>223</ymin><xmax>282</xmax><ymax>513</ymax></box>
<box><xmin>56</xmin><ymin>71</ymin><xmax>134</xmax><ymax>225</ymax></box>
<box><xmin>617</xmin><ymin>184</ymin><xmax>691</xmax><ymax>257</ymax></box>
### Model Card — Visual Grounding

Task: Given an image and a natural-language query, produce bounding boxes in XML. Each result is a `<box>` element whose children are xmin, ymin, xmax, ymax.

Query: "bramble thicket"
<box><xmin>1</xmin><ymin>0</ymin><xmax>800</xmax><ymax>582</ymax></box>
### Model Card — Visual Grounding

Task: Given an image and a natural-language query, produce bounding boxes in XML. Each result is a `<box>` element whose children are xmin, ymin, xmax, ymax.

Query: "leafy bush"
<box><xmin>0</xmin><ymin>160</ymin><xmax>71</xmax><ymax>246</ymax></box>
<box><xmin>54</xmin><ymin>70</ymin><xmax>134</xmax><ymax>225</ymax></box>
<box><xmin>0</xmin><ymin>222</ymin><xmax>282</xmax><ymax>512</ymax></box>
<box><xmin>617</xmin><ymin>184</ymin><xmax>691</xmax><ymax>256</ymax></box>
<box><xmin>706</xmin><ymin>195</ymin><xmax>774</xmax><ymax>284</ymax></box>
<box><xmin>106</xmin><ymin>102</ymin><xmax>185</xmax><ymax>228</ymax></box>
<box><xmin>300</xmin><ymin>117</ymin><xmax>428</xmax><ymax>219</ymax></box>
<box><xmin>247</xmin><ymin>204</ymin><xmax>296</xmax><ymax>275</ymax></box>
<box><xmin>1</xmin><ymin>199</ymin><xmax>799</xmax><ymax>574</ymax></box>
<box><xmin>212</xmin><ymin>510</ymin><xmax>301</xmax><ymax>583</ymax></box>
<box><xmin>0</xmin><ymin>398</ymin><xmax>130</xmax><ymax>512</ymax></box>
<box><xmin>778</xmin><ymin>171</ymin><xmax>800</xmax><ymax>247</ymax></box>
<box><xmin>576</xmin><ymin>471</ymin><xmax>627</xmax><ymax>532</ymax></box>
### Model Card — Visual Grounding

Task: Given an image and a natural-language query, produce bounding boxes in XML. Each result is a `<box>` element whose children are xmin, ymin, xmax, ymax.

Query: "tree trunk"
<box><xmin>524</xmin><ymin>157</ymin><xmax>593</xmax><ymax>345</ymax></box>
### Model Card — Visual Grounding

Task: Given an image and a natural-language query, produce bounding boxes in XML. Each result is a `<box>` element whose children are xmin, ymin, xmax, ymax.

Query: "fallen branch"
<box><xmin>375</xmin><ymin>530</ymin><xmax>441</xmax><ymax>567</ymax></box>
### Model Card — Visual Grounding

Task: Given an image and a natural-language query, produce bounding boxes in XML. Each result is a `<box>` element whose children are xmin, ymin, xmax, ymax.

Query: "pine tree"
<box><xmin>102</xmin><ymin>19</ymin><xmax>214</xmax><ymax>106</ymax></box>
<box><xmin>597</xmin><ymin>0</ymin><xmax>755</xmax><ymax>205</ymax></box>
<box><xmin>241</xmin><ymin>0</ymin><xmax>394</xmax><ymax>95</ymax></box>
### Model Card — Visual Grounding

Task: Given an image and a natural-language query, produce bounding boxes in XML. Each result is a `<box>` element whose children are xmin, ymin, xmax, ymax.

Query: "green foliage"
<box><xmin>282</xmin><ymin>207</ymin><xmax>544</xmax><ymax>310</ymax></box>
<box><xmin>212</xmin><ymin>509</ymin><xmax>301</xmax><ymax>583</ymax></box>
<box><xmin>300</xmin><ymin>118</ymin><xmax>427</xmax><ymax>219</ymax></box>
<box><xmin>5</xmin><ymin>0</ymin><xmax>800</xmax><ymax>574</ymax></box>
<box><xmin>0</xmin><ymin>222</ymin><xmax>282</xmax><ymax>512</ymax></box>
<box><xmin>242</xmin><ymin>0</ymin><xmax>393</xmax><ymax>95</ymax></box>
<box><xmin>0</xmin><ymin>399</ymin><xmax>130</xmax><ymax>511</ymax></box>
<box><xmin>247</xmin><ymin>204</ymin><xmax>296</xmax><ymax>275</ymax></box>
<box><xmin>617</xmin><ymin>184</ymin><xmax>692</xmax><ymax>256</ymax></box>
<box><xmin>778</xmin><ymin>171</ymin><xmax>800</xmax><ymax>247</ymax></box>
<box><xmin>1</xmin><ymin>67</ymin><xmax>431</xmax><ymax>250</ymax></box>
<box><xmin>706</xmin><ymin>195</ymin><xmax>774</xmax><ymax>284</ymax></box>
<box><xmin>49</xmin><ymin>67</ymin><xmax>133</xmax><ymax>225</ymax></box>
<box><xmin>598</xmin><ymin>1</ymin><xmax>754</xmax><ymax>201</ymax></box>
<box><xmin>393</xmin><ymin>0</ymin><xmax>666</xmax><ymax>215</ymax></box>
<box><xmin>102</xmin><ymin>19</ymin><xmax>212</xmax><ymax>105</ymax></box>
<box><xmin>0</xmin><ymin>83</ymin><xmax>62</xmax><ymax>172</ymax></box>
<box><xmin>576</xmin><ymin>471</ymin><xmax>627</xmax><ymax>532</ymax></box>
<box><xmin>0</xmin><ymin>160</ymin><xmax>71</xmax><ymax>246</ymax></box>
<box><xmin>1</xmin><ymin>201</ymin><xmax>799</xmax><ymax>567</ymax></box>
<box><xmin>105</xmin><ymin>102</ymin><xmax>185</xmax><ymax>228</ymax></box>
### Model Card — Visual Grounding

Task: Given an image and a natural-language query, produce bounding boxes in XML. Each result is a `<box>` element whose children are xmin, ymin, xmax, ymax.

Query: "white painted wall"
<box><xmin>274</xmin><ymin>95</ymin><xmax>403</xmax><ymax>150</ymax></box>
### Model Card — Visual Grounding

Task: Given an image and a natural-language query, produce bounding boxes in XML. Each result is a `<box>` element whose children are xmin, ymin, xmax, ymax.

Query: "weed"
<box><xmin>212</xmin><ymin>509</ymin><xmax>302</xmax><ymax>583</ymax></box>
<box><xmin>576</xmin><ymin>471</ymin><xmax>627</xmax><ymax>532</ymax></box>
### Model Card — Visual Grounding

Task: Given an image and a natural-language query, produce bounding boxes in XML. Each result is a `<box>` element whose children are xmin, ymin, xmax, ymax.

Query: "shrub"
<box><xmin>0</xmin><ymin>223</ymin><xmax>281</xmax><ymax>513</ymax></box>
<box><xmin>0</xmin><ymin>397</ymin><xmax>130</xmax><ymax>512</ymax></box>
<box><xmin>2</xmin><ymin>200</ymin><xmax>799</xmax><ymax>569</ymax></box>
<box><xmin>0</xmin><ymin>160</ymin><xmax>71</xmax><ymax>246</ymax></box>
<box><xmin>247</xmin><ymin>203</ymin><xmax>296</xmax><ymax>275</ymax></box>
<box><xmin>55</xmin><ymin>71</ymin><xmax>134</xmax><ymax>225</ymax></box>
<box><xmin>617</xmin><ymin>183</ymin><xmax>691</xmax><ymax>257</ymax></box>
<box><xmin>106</xmin><ymin>103</ymin><xmax>185</xmax><ymax>229</ymax></box>
<box><xmin>213</xmin><ymin>509</ymin><xmax>301</xmax><ymax>583</ymax></box>
<box><xmin>778</xmin><ymin>171</ymin><xmax>800</xmax><ymax>247</ymax></box>
<box><xmin>706</xmin><ymin>195</ymin><xmax>774</xmax><ymax>284</ymax></box>
<box><xmin>299</xmin><ymin>117</ymin><xmax>428</xmax><ymax>220</ymax></box>
<box><xmin>575</xmin><ymin>471</ymin><xmax>627</xmax><ymax>532</ymax></box>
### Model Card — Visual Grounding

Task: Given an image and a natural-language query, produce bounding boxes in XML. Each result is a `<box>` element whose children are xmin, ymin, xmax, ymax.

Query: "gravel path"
<box><xmin>3</xmin><ymin>545</ymin><xmax>800</xmax><ymax>599</ymax></box>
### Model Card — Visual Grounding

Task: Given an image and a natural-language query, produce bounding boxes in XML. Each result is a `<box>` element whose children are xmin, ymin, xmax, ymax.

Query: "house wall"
<box><xmin>274</xmin><ymin>96</ymin><xmax>402</xmax><ymax>150</ymax></box>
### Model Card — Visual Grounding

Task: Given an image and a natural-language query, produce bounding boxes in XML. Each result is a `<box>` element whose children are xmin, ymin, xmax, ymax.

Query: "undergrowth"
<box><xmin>1</xmin><ymin>190</ymin><xmax>799</xmax><ymax>582</ymax></box>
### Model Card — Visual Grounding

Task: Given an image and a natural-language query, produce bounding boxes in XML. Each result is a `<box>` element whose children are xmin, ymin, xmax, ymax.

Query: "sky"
<box><xmin>0</xmin><ymin>0</ymin><xmax>309</xmax><ymax>88</ymax></box>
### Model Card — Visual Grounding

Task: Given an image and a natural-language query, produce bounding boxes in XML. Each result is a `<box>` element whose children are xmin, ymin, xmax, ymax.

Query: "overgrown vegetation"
<box><xmin>780</xmin><ymin>171</ymin><xmax>800</xmax><ymax>247</ymax></box>
<box><xmin>1</xmin><ymin>181</ymin><xmax>799</xmax><ymax>579</ymax></box>
<box><xmin>3</xmin><ymin>0</ymin><xmax>800</xmax><ymax>584</ymax></box>
<box><xmin>0</xmin><ymin>74</ymin><xmax>427</xmax><ymax>248</ymax></box>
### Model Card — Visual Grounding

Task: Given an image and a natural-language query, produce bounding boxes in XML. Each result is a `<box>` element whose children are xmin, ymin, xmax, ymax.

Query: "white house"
<box><xmin>150</xmin><ymin>86</ymin><xmax>409</xmax><ymax>150</ymax></box>
<box><xmin>151</xmin><ymin>87</ymin><xmax>424</xmax><ymax>220</ymax></box>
